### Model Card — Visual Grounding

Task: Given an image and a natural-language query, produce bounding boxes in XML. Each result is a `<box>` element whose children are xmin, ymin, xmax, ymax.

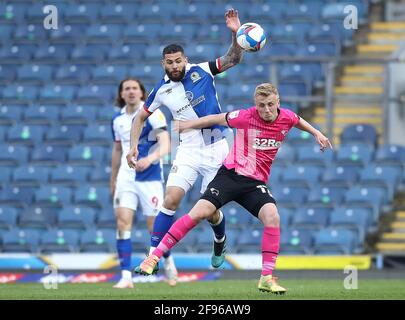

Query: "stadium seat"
<box><xmin>322</xmin><ymin>165</ymin><xmax>360</xmax><ymax>187</ymax></box>
<box><xmin>68</xmin><ymin>145</ymin><xmax>105</xmax><ymax>165</ymax></box>
<box><xmin>50</xmin><ymin>166</ymin><xmax>90</xmax><ymax>186</ymax></box>
<box><xmin>70</xmin><ymin>45</ymin><xmax>108</xmax><ymax>64</ymax></box>
<box><xmin>63</xmin><ymin>4</ymin><xmax>99</xmax><ymax>23</ymax></box>
<box><xmin>60</xmin><ymin>105</ymin><xmax>97</xmax><ymax>124</ymax></box>
<box><xmin>17</xmin><ymin>65</ymin><xmax>53</xmax><ymax>84</ymax></box>
<box><xmin>18</xmin><ymin>207</ymin><xmax>57</xmax><ymax>230</ymax></box>
<box><xmin>86</xmin><ymin>24</ymin><xmax>122</xmax><ymax>43</ymax></box>
<box><xmin>7</xmin><ymin>124</ymin><xmax>45</xmax><ymax>144</ymax></box>
<box><xmin>236</xmin><ymin>227</ymin><xmax>262</xmax><ymax>253</ymax></box>
<box><xmin>345</xmin><ymin>186</ymin><xmax>387</xmax><ymax>221</ymax></box>
<box><xmin>0</xmin><ymin>207</ymin><xmax>19</xmax><ymax>230</ymax></box>
<box><xmin>54</xmin><ymin>65</ymin><xmax>91</xmax><ymax>84</ymax></box>
<box><xmin>375</xmin><ymin>144</ymin><xmax>405</xmax><ymax>165</ymax></box>
<box><xmin>359</xmin><ymin>164</ymin><xmax>402</xmax><ymax>200</ymax></box>
<box><xmin>222</xmin><ymin>205</ymin><xmax>253</xmax><ymax>229</ymax></box>
<box><xmin>12</xmin><ymin>166</ymin><xmax>49</xmax><ymax>186</ymax></box>
<box><xmin>99</xmin><ymin>4</ymin><xmax>137</xmax><ymax>23</ymax></box>
<box><xmin>131</xmin><ymin>227</ymin><xmax>151</xmax><ymax>253</ymax></box>
<box><xmin>57</xmin><ymin>206</ymin><xmax>96</xmax><ymax>230</ymax></box>
<box><xmin>137</xmin><ymin>3</ymin><xmax>174</xmax><ymax>23</ymax></box>
<box><xmin>291</xmin><ymin>207</ymin><xmax>330</xmax><ymax>229</ymax></box>
<box><xmin>123</xmin><ymin>23</ymin><xmax>161</xmax><ymax>43</ymax></box>
<box><xmin>40</xmin><ymin>229</ymin><xmax>80</xmax><ymax>253</ymax></box>
<box><xmin>336</xmin><ymin>143</ymin><xmax>374</xmax><ymax>166</ymax></box>
<box><xmin>2</xmin><ymin>84</ymin><xmax>39</xmax><ymax>103</ymax></box>
<box><xmin>49</xmin><ymin>24</ymin><xmax>86</xmax><ymax>44</ymax></box>
<box><xmin>30</xmin><ymin>145</ymin><xmax>68</xmax><ymax>165</ymax></box>
<box><xmin>196</xmin><ymin>24</ymin><xmax>228</xmax><ymax>43</ymax></box>
<box><xmin>23</xmin><ymin>105</ymin><xmax>59</xmax><ymax>124</ymax></box>
<box><xmin>38</xmin><ymin>84</ymin><xmax>77</xmax><ymax>103</ymax></box>
<box><xmin>195</xmin><ymin>229</ymin><xmax>215</xmax><ymax>253</ymax></box>
<box><xmin>73</xmin><ymin>186</ymin><xmax>110</xmax><ymax>207</ymax></box>
<box><xmin>159</xmin><ymin>24</ymin><xmax>197</xmax><ymax>43</ymax></box>
<box><xmin>329</xmin><ymin>208</ymin><xmax>370</xmax><ymax>243</ymax></box>
<box><xmin>13</xmin><ymin>24</ymin><xmax>46</xmax><ymax>44</ymax></box>
<box><xmin>89</xmin><ymin>165</ymin><xmax>111</xmax><ymax>184</ymax></box>
<box><xmin>313</xmin><ymin>228</ymin><xmax>356</xmax><ymax>255</ymax></box>
<box><xmin>296</xmin><ymin>145</ymin><xmax>333</xmax><ymax>167</ymax></box>
<box><xmin>107</xmin><ymin>44</ymin><xmax>143</xmax><ymax>63</ymax></box>
<box><xmin>82</xmin><ymin>124</ymin><xmax>110</xmax><ymax>144</ymax></box>
<box><xmin>76</xmin><ymin>85</ymin><xmax>114</xmax><ymax>104</ymax></box>
<box><xmin>247</xmin><ymin>3</ymin><xmax>286</xmax><ymax>22</ymax></box>
<box><xmin>306</xmin><ymin>185</ymin><xmax>347</xmax><ymax>207</ymax></box>
<box><xmin>281</xmin><ymin>165</ymin><xmax>321</xmax><ymax>187</ymax></box>
<box><xmin>97</xmin><ymin>105</ymin><xmax>120</xmax><ymax>123</ymax></box>
<box><xmin>0</xmin><ymin>145</ymin><xmax>29</xmax><ymax>166</ymax></box>
<box><xmin>35</xmin><ymin>185</ymin><xmax>72</xmax><ymax>207</ymax></box>
<box><xmin>341</xmin><ymin>124</ymin><xmax>378</xmax><ymax>146</ymax></box>
<box><xmin>270</xmin><ymin>185</ymin><xmax>309</xmax><ymax>207</ymax></box>
<box><xmin>286</xmin><ymin>127</ymin><xmax>316</xmax><ymax>146</ymax></box>
<box><xmin>0</xmin><ymin>186</ymin><xmax>35</xmax><ymax>207</ymax></box>
<box><xmin>45</xmin><ymin>124</ymin><xmax>85</xmax><ymax>145</ymax></box>
<box><xmin>186</xmin><ymin>43</ymin><xmax>218</xmax><ymax>62</ymax></box>
<box><xmin>91</xmin><ymin>65</ymin><xmax>127</xmax><ymax>84</ymax></box>
<box><xmin>33</xmin><ymin>44</ymin><xmax>69</xmax><ymax>63</ymax></box>
<box><xmin>96</xmin><ymin>205</ymin><xmax>116</xmax><ymax>229</ymax></box>
<box><xmin>0</xmin><ymin>45</ymin><xmax>32</xmax><ymax>64</ymax></box>
<box><xmin>271</xmin><ymin>144</ymin><xmax>296</xmax><ymax>165</ymax></box>
<box><xmin>0</xmin><ymin>166</ymin><xmax>12</xmax><ymax>184</ymax></box>
<box><xmin>2</xmin><ymin>229</ymin><xmax>40</xmax><ymax>253</ymax></box>
<box><xmin>80</xmin><ymin>229</ymin><xmax>115</xmax><ymax>252</ymax></box>
<box><xmin>0</xmin><ymin>65</ymin><xmax>15</xmax><ymax>84</ymax></box>
<box><xmin>280</xmin><ymin>228</ymin><xmax>313</xmax><ymax>255</ymax></box>
<box><xmin>0</xmin><ymin>104</ymin><xmax>25</xmax><ymax>124</ymax></box>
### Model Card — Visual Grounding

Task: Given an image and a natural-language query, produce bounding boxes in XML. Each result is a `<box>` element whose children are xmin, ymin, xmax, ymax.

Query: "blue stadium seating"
<box><xmin>83</xmin><ymin>124</ymin><xmax>110</xmax><ymax>144</ymax></box>
<box><xmin>99</xmin><ymin>4</ymin><xmax>137</xmax><ymax>23</ymax></box>
<box><xmin>57</xmin><ymin>206</ymin><xmax>96</xmax><ymax>230</ymax></box>
<box><xmin>0</xmin><ymin>104</ymin><xmax>25</xmax><ymax>125</ymax></box>
<box><xmin>89</xmin><ymin>166</ymin><xmax>111</xmax><ymax>184</ymax></box>
<box><xmin>96</xmin><ymin>205</ymin><xmax>116</xmax><ymax>229</ymax></box>
<box><xmin>296</xmin><ymin>145</ymin><xmax>334</xmax><ymax>167</ymax></box>
<box><xmin>73</xmin><ymin>186</ymin><xmax>110</xmax><ymax>207</ymax></box>
<box><xmin>322</xmin><ymin>165</ymin><xmax>360</xmax><ymax>187</ymax></box>
<box><xmin>18</xmin><ymin>207</ymin><xmax>57</xmax><ymax>230</ymax></box>
<box><xmin>68</xmin><ymin>145</ymin><xmax>105</xmax><ymax>165</ymax></box>
<box><xmin>291</xmin><ymin>207</ymin><xmax>330</xmax><ymax>230</ymax></box>
<box><xmin>34</xmin><ymin>44</ymin><xmax>69</xmax><ymax>63</ymax></box>
<box><xmin>281</xmin><ymin>165</ymin><xmax>321</xmax><ymax>187</ymax></box>
<box><xmin>80</xmin><ymin>229</ymin><xmax>115</xmax><ymax>252</ymax></box>
<box><xmin>50</xmin><ymin>166</ymin><xmax>90</xmax><ymax>186</ymax></box>
<box><xmin>0</xmin><ymin>65</ymin><xmax>15</xmax><ymax>84</ymax></box>
<box><xmin>222</xmin><ymin>204</ymin><xmax>253</xmax><ymax>229</ymax></box>
<box><xmin>280</xmin><ymin>228</ymin><xmax>313</xmax><ymax>255</ymax></box>
<box><xmin>45</xmin><ymin>124</ymin><xmax>84</xmax><ymax>145</ymax></box>
<box><xmin>30</xmin><ymin>145</ymin><xmax>68</xmax><ymax>165</ymax></box>
<box><xmin>7</xmin><ymin>124</ymin><xmax>45</xmax><ymax>144</ymax></box>
<box><xmin>236</xmin><ymin>228</ymin><xmax>262</xmax><ymax>253</ymax></box>
<box><xmin>313</xmin><ymin>228</ymin><xmax>357</xmax><ymax>255</ymax></box>
<box><xmin>60</xmin><ymin>105</ymin><xmax>97</xmax><ymax>124</ymax></box>
<box><xmin>40</xmin><ymin>229</ymin><xmax>80</xmax><ymax>253</ymax></box>
<box><xmin>35</xmin><ymin>185</ymin><xmax>72</xmax><ymax>207</ymax></box>
<box><xmin>17</xmin><ymin>65</ymin><xmax>53</xmax><ymax>84</ymax></box>
<box><xmin>0</xmin><ymin>186</ymin><xmax>35</xmax><ymax>207</ymax></box>
<box><xmin>375</xmin><ymin>144</ymin><xmax>405</xmax><ymax>165</ymax></box>
<box><xmin>12</xmin><ymin>166</ymin><xmax>50</xmax><ymax>186</ymax></box>
<box><xmin>0</xmin><ymin>207</ymin><xmax>19</xmax><ymax>230</ymax></box>
<box><xmin>307</xmin><ymin>185</ymin><xmax>347</xmax><ymax>207</ymax></box>
<box><xmin>2</xmin><ymin>229</ymin><xmax>40</xmax><ymax>253</ymax></box>
<box><xmin>341</xmin><ymin>124</ymin><xmax>378</xmax><ymax>146</ymax></box>
<box><xmin>39</xmin><ymin>84</ymin><xmax>77</xmax><ymax>103</ymax></box>
<box><xmin>3</xmin><ymin>84</ymin><xmax>39</xmax><ymax>102</ymax></box>
<box><xmin>86</xmin><ymin>24</ymin><xmax>122</xmax><ymax>43</ymax></box>
<box><xmin>54</xmin><ymin>65</ymin><xmax>91</xmax><ymax>84</ymax></box>
<box><xmin>63</xmin><ymin>4</ymin><xmax>99</xmax><ymax>24</ymax></box>
<box><xmin>270</xmin><ymin>185</ymin><xmax>309</xmax><ymax>207</ymax></box>
<box><xmin>0</xmin><ymin>145</ymin><xmax>29</xmax><ymax>165</ymax></box>
<box><xmin>24</xmin><ymin>105</ymin><xmax>59</xmax><ymax>124</ymax></box>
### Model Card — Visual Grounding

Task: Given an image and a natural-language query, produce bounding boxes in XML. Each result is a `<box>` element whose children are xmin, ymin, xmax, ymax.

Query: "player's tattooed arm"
<box><xmin>219</xmin><ymin>8</ymin><xmax>243</xmax><ymax>72</ymax></box>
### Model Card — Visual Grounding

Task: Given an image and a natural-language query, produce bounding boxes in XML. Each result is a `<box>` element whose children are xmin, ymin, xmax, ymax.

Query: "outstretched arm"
<box><xmin>295</xmin><ymin>117</ymin><xmax>333</xmax><ymax>152</ymax></box>
<box><xmin>126</xmin><ymin>107</ymin><xmax>150</xmax><ymax>168</ymax></box>
<box><xmin>175</xmin><ymin>113</ymin><xmax>228</xmax><ymax>132</ymax></box>
<box><xmin>218</xmin><ymin>9</ymin><xmax>243</xmax><ymax>72</ymax></box>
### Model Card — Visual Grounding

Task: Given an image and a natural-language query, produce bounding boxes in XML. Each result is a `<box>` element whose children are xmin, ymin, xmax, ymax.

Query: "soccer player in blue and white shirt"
<box><xmin>126</xmin><ymin>9</ymin><xmax>244</xmax><ymax>271</ymax></box>
<box><xmin>111</xmin><ymin>78</ymin><xmax>176</xmax><ymax>288</ymax></box>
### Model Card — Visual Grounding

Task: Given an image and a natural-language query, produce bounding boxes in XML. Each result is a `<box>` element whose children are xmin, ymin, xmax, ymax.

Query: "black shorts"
<box><xmin>200</xmin><ymin>165</ymin><xmax>276</xmax><ymax>218</ymax></box>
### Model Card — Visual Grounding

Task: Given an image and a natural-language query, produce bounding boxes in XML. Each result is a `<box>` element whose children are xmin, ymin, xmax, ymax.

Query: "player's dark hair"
<box><xmin>162</xmin><ymin>44</ymin><xmax>184</xmax><ymax>57</ymax></box>
<box><xmin>115</xmin><ymin>78</ymin><xmax>147</xmax><ymax>108</ymax></box>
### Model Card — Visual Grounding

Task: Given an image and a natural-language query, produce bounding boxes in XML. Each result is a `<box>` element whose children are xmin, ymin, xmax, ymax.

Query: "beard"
<box><xmin>166</xmin><ymin>67</ymin><xmax>186</xmax><ymax>82</ymax></box>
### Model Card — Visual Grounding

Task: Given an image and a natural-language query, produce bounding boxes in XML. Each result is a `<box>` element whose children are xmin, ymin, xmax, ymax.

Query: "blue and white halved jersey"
<box><xmin>144</xmin><ymin>61</ymin><xmax>228</xmax><ymax>146</ymax></box>
<box><xmin>111</xmin><ymin>105</ymin><xmax>167</xmax><ymax>182</ymax></box>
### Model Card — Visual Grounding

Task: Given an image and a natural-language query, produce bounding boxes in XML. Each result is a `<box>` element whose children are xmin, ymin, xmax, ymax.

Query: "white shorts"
<box><xmin>166</xmin><ymin>139</ymin><xmax>229</xmax><ymax>194</ymax></box>
<box><xmin>113</xmin><ymin>179</ymin><xmax>164</xmax><ymax>216</ymax></box>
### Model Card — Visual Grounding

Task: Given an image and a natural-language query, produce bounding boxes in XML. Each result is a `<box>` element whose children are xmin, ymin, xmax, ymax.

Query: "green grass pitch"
<box><xmin>1</xmin><ymin>279</ymin><xmax>405</xmax><ymax>300</ymax></box>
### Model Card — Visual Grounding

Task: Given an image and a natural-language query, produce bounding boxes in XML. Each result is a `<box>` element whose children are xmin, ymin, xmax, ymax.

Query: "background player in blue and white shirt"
<box><xmin>126</xmin><ymin>9</ymin><xmax>244</xmax><ymax>270</ymax></box>
<box><xmin>110</xmin><ymin>78</ymin><xmax>176</xmax><ymax>288</ymax></box>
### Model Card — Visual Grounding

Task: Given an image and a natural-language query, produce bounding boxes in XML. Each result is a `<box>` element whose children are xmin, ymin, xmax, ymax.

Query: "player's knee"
<box><xmin>259</xmin><ymin>205</ymin><xmax>280</xmax><ymax>227</ymax></box>
<box><xmin>163</xmin><ymin>193</ymin><xmax>181</xmax><ymax>211</ymax></box>
<box><xmin>115</xmin><ymin>213</ymin><xmax>132</xmax><ymax>231</ymax></box>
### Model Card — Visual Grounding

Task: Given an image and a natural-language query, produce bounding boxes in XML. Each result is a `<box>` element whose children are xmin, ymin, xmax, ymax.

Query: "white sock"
<box><xmin>149</xmin><ymin>246</ymin><xmax>156</xmax><ymax>255</ymax></box>
<box><xmin>121</xmin><ymin>270</ymin><xmax>132</xmax><ymax>280</ymax></box>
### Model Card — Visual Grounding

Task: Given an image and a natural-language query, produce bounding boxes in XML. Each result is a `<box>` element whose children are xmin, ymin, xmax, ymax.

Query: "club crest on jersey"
<box><xmin>228</xmin><ymin>110</ymin><xmax>240</xmax><ymax>119</ymax></box>
<box><xmin>190</xmin><ymin>72</ymin><xmax>201</xmax><ymax>83</ymax></box>
<box><xmin>185</xmin><ymin>91</ymin><xmax>194</xmax><ymax>102</ymax></box>
<box><xmin>281</xmin><ymin>130</ymin><xmax>287</xmax><ymax>136</ymax></box>
<box><xmin>170</xmin><ymin>165</ymin><xmax>178</xmax><ymax>173</ymax></box>
<box><xmin>210</xmin><ymin>188</ymin><xmax>220</xmax><ymax>196</ymax></box>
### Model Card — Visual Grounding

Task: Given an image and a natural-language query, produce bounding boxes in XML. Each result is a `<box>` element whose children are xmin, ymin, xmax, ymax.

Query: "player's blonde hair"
<box><xmin>254</xmin><ymin>83</ymin><xmax>279</xmax><ymax>99</ymax></box>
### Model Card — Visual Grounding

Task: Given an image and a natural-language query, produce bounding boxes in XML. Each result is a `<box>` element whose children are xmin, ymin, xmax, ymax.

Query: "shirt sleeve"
<box><xmin>285</xmin><ymin>109</ymin><xmax>300</xmax><ymax>127</ymax></box>
<box><xmin>225</xmin><ymin>109</ymin><xmax>251</xmax><ymax>129</ymax></box>
<box><xmin>144</xmin><ymin>87</ymin><xmax>161</xmax><ymax>114</ymax></box>
<box><xmin>111</xmin><ymin>117</ymin><xmax>121</xmax><ymax>142</ymax></box>
<box><xmin>198</xmin><ymin>59</ymin><xmax>222</xmax><ymax>76</ymax></box>
<box><xmin>148</xmin><ymin>109</ymin><xmax>168</xmax><ymax>130</ymax></box>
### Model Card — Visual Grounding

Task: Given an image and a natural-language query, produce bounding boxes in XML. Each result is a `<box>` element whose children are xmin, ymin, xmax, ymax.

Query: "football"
<box><xmin>236</xmin><ymin>22</ymin><xmax>267</xmax><ymax>52</ymax></box>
